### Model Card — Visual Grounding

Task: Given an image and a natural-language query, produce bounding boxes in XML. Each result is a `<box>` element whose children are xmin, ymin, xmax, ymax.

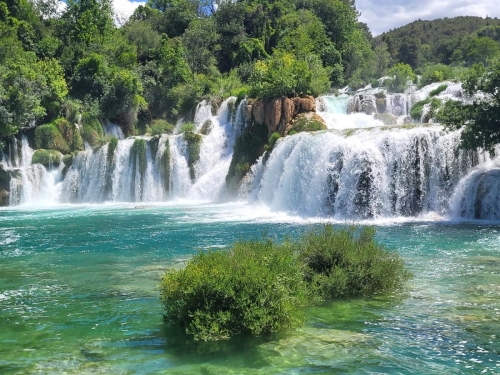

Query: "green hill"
<box><xmin>375</xmin><ymin>16</ymin><xmax>500</xmax><ymax>69</ymax></box>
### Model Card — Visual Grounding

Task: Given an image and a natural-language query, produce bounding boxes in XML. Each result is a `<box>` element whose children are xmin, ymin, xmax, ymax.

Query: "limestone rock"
<box><xmin>280</xmin><ymin>97</ymin><xmax>295</xmax><ymax>135</ymax></box>
<box><xmin>0</xmin><ymin>189</ymin><xmax>8</xmax><ymax>206</ymax></box>
<box><xmin>376</xmin><ymin>98</ymin><xmax>387</xmax><ymax>113</ymax></box>
<box><xmin>265</xmin><ymin>98</ymin><xmax>282</xmax><ymax>135</ymax></box>
<box><xmin>200</xmin><ymin>119</ymin><xmax>213</xmax><ymax>135</ymax></box>
<box><xmin>252</xmin><ymin>100</ymin><xmax>265</xmax><ymax>125</ymax></box>
<box><xmin>374</xmin><ymin>113</ymin><xmax>397</xmax><ymax>126</ymax></box>
<box><xmin>289</xmin><ymin>112</ymin><xmax>327</xmax><ymax>134</ymax></box>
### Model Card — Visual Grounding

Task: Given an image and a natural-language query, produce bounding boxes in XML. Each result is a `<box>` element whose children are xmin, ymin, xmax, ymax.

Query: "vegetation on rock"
<box><xmin>32</xmin><ymin>149</ymin><xmax>62</xmax><ymax>167</ymax></box>
<box><xmin>160</xmin><ymin>225</ymin><xmax>412</xmax><ymax>341</ymax></box>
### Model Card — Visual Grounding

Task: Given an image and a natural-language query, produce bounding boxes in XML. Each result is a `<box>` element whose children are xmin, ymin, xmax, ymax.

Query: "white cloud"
<box><xmin>356</xmin><ymin>0</ymin><xmax>500</xmax><ymax>36</ymax></box>
<box><xmin>112</xmin><ymin>0</ymin><xmax>146</xmax><ymax>23</ymax></box>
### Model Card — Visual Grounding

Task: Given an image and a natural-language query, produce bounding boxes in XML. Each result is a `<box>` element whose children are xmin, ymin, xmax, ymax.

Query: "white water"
<box><xmin>4</xmin><ymin>82</ymin><xmax>500</xmax><ymax>221</ymax></box>
<box><xmin>55</xmin><ymin>97</ymin><xmax>244</xmax><ymax>203</ymax></box>
<box><xmin>5</xmin><ymin>135</ymin><xmax>62</xmax><ymax>205</ymax></box>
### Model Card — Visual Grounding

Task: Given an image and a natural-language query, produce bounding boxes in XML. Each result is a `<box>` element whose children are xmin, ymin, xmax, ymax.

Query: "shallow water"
<box><xmin>1</xmin><ymin>203</ymin><xmax>499</xmax><ymax>374</ymax></box>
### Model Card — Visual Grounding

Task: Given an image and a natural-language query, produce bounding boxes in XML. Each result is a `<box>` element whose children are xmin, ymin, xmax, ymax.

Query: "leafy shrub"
<box><xmin>264</xmin><ymin>131</ymin><xmax>281</xmax><ymax>152</ymax></box>
<box><xmin>370</xmin><ymin>78</ymin><xmax>380</xmax><ymax>88</ymax></box>
<box><xmin>298</xmin><ymin>225</ymin><xmax>412</xmax><ymax>299</ymax></box>
<box><xmin>31</xmin><ymin>149</ymin><xmax>62</xmax><ymax>167</ymax></box>
<box><xmin>107</xmin><ymin>136</ymin><xmax>118</xmax><ymax>162</ymax></box>
<box><xmin>35</xmin><ymin>124</ymin><xmax>70</xmax><ymax>154</ymax></box>
<box><xmin>160</xmin><ymin>238</ymin><xmax>310</xmax><ymax>341</ymax></box>
<box><xmin>410</xmin><ymin>98</ymin><xmax>431</xmax><ymax>121</ymax></box>
<box><xmin>429</xmin><ymin>84</ymin><xmax>448</xmax><ymax>97</ymax></box>
<box><xmin>411</xmin><ymin>97</ymin><xmax>442</xmax><ymax>122</ymax></box>
<box><xmin>418</xmin><ymin>64</ymin><xmax>452</xmax><ymax>88</ymax></box>
<box><xmin>249</xmin><ymin>51</ymin><xmax>331</xmax><ymax>99</ymax></box>
<box><xmin>54</xmin><ymin>117</ymin><xmax>84</xmax><ymax>151</ymax></box>
<box><xmin>226</xmin><ymin>121</ymin><xmax>268</xmax><ymax>194</ymax></box>
<box><xmin>80</xmin><ymin>113</ymin><xmax>104</xmax><ymax>147</ymax></box>
<box><xmin>132</xmin><ymin>138</ymin><xmax>147</xmax><ymax>176</ymax></box>
<box><xmin>386</xmin><ymin>63</ymin><xmax>416</xmax><ymax>93</ymax></box>
<box><xmin>148</xmin><ymin>119</ymin><xmax>175</xmax><ymax>136</ymax></box>
<box><xmin>179</xmin><ymin>122</ymin><xmax>196</xmax><ymax>134</ymax></box>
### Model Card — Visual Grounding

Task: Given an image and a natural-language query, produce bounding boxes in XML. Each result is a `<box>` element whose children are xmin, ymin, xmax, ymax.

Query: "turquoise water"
<box><xmin>1</xmin><ymin>203</ymin><xmax>499</xmax><ymax>374</ymax></box>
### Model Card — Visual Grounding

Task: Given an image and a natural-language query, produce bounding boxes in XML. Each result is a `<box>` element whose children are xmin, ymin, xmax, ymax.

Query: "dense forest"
<box><xmin>376</xmin><ymin>16</ymin><xmax>500</xmax><ymax>70</ymax></box>
<box><xmin>1</xmin><ymin>0</ymin><xmax>500</xmax><ymax>153</ymax></box>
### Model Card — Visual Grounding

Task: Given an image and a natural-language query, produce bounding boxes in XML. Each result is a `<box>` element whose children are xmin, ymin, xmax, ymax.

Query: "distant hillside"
<box><xmin>375</xmin><ymin>16</ymin><xmax>500</xmax><ymax>69</ymax></box>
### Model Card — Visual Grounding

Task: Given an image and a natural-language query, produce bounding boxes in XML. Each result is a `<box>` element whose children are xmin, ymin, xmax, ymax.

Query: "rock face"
<box><xmin>247</xmin><ymin>96</ymin><xmax>318</xmax><ymax>137</ymax></box>
<box><xmin>289</xmin><ymin>113</ymin><xmax>327</xmax><ymax>134</ymax></box>
<box><xmin>0</xmin><ymin>166</ymin><xmax>10</xmax><ymax>206</ymax></box>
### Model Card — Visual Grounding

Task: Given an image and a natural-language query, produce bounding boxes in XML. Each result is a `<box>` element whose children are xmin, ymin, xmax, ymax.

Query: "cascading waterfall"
<box><xmin>243</xmin><ymin>85</ymin><xmax>499</xmax><ymax>220</ymax></box>
<box><xmin>244</xmin><ymin>127</ymin><xmax>482</xmax><ymax>219</ymax></box>
<box><xmin>6</xmin><ymin>135</ymin><xmax>61</xmax><ymax>205</ymax></box>
<box><xmin>58</xmin><ymin>97</ymin><xmax>245</xmax><ymax>203</ymax></box>
<box><xmin>4</xmin><ymin>80</ymin><xmax>500</xmax><ymax>221</ymax></box>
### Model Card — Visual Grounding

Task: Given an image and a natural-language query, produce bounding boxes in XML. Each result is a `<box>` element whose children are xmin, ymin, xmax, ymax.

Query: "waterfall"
<box><xmin>104</xmin><ymin>122</ymin><xmax>125</xmax><ymax>140</ymax></box>
<box><xmin>57</xmin><ymin>97</ymin><xmax>248</xmax><ymax>203</ymax></box>
<box><xmin>244</xmin><ymin>127</ymin><xmax>480</xmax><ymax>219</ymax></box>
<box><xmin>7</xmin><ymin>135</ymin><xmax>61</xmax><ymax>205</ymax></box>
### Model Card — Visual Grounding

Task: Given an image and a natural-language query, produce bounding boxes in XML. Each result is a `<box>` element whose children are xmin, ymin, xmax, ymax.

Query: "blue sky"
<box><xmin>109</xmin><ymin>0</ymin><xmax>500</xmax><ymax>35</ymax></box>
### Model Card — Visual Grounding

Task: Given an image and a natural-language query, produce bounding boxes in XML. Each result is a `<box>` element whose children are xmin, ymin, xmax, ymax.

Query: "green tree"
<box><xmin>386</xmin><ymin>63</ymin><xmax>415</xmax><ymax>92</ymax></box>
<box><xmin>249</xmin><ymin>50</ymin><xmax>330</xmax><ymax>98</ymax></box>
<box><xmin>438</xmin><ymin>61</ymin><xmax>500</xmax><ymax>151</ymax></box>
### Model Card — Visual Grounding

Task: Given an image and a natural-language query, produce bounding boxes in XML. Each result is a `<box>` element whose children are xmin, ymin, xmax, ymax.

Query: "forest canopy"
<box><xmin>1</xmin><ymin>1</ymin><xmax>500</xmax><ymax>145</ymax></box>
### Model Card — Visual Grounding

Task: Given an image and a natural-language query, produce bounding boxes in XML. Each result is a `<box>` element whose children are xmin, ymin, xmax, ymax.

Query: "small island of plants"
<box><xmin>160</xmin><ymin>225</ymin><xmax>412</xmax><ymax>341</ymax></box>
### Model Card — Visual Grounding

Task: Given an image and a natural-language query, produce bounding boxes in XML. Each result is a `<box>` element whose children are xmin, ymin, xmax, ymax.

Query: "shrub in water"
<box><xmin>160</xmin><ymin>225</ymin><xmax>412</xmax><ymax>341</ymax></box>
<box><xmin>298</xmin><ymin>225</ymin><xmax>412</xmax><ymax>299</ymax></box>
<box><xmin>160</xmin><ymin>238</ymin><xmax>310</xmax><ymax>341</ymax></box>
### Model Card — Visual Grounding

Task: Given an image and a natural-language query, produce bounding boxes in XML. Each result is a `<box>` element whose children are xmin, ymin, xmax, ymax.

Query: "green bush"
<box><xmin>429</xmin><ymin>84</ymin><xmax>448</xmax><ymax>97</ymax></box>
<box><xmin>160</xmin><ymin>238</ymin><xmax>310</xmax><ymax>341</ymax></box>
<box><xmin>298</xmin><ymin>226</ymin><xmax>412</xmax><ymax>299</ymax></box>
<box><xmin>80</xmin><ymin>113</ymin><xmax>104</xmax><ymax>147</ymax></box>
<box><xmin>31</xmin><ymin>149</ymin><xmax>62</xmax><ymax>167</ymax></box>
<box><xmin>264</xmin><ymin>131</ymin><xmax>281</xmax><ymax>152</ymax></box>
<box><xmin>179</xmin><ymin>122</ymin><xmax>196</xmax><ymax>134</ymax></box>
<box><xmin>386</xmin><ymin>63</ymin><xmax>416</xmax><ymax>93</ymax></box>
<box><xmin>418</xmin><ymin>64</ymin><xmax>452</xmax><ymax>88</ymax></box>
<box><xmin>54</xmin><ymin>117</ymin><xmax>84</xmax><ymax>151</ymax></box>
<box><xmin>160</xmin><ymin>225</ymin><xmax>412</xmax><ymax>341</ymax></box>
<box><xmin>35</xmin><ymin>124</ymin><xmax>70</xmax><ymax>154</ymax></box>
<box><xmin>410</xmin><ymin>98</ymin><xmax>431</xmax><ymax>121</ymax></box>
<box><xmin>107</xmin><ymin>136</ymin><xmax>118</xmax><ymax>162</ymax></box>
<box><xmin>370</xmin><ymin>78</ymin><xmax>380</xmax><ymax>88</ymax></box>
<box><xmin>249</xmin><ymin>51</ymin><xmax>331</xmax><ymax>99</ymax></box>
<box><xmin>148</xmin><ymin>119</ymin><xmax>175</xmax><ymax>136</ymax></box>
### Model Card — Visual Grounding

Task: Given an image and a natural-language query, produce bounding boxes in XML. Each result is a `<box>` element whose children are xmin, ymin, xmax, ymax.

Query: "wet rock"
<box><xmin>265</xmin><ymin>98</ymin><xmax>282</xmax><ymax>135</ymax></box>
<box><xmin>289</xmin><ymin>113</ymin><xmax>327</xmax><ymax>134</ymax></box>
<box><xmin>252</xmin><ymin>100</ymin><xmax>266</xmax><ymax>125</ymax></box>
<box><xmin>200</xmin><ymin>119</ymin><xmax>213</xmax><ymax>135</ymax></box>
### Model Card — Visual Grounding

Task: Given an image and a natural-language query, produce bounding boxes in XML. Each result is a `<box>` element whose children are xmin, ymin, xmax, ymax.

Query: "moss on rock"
<box><xmin>289</xmin><ymin>113</ymin><xmax>327</xmax><ymax>134</ymax></box>
<box><xmin>80</xmin><ymin>113</ymin><xmax>104</xmax><ymax>147</ymax></box>
<box><xmin>35</xmin><ymin>124</ymin><xmax>70</xmax><ymax>154</ymax></box>
<box><xmin>226</xmin><ymin>121</ymin><xmax>268</xmax><ymax>194</ymax></box>
<box><xmin>184</xmin><ymin>131</ymin><xmax>202</xmax><ymax>181</ymax></box>
<box><xmin>32</xmin><ymin>149</ymin><xmax>63</xmax><ymax>167</ymax></box>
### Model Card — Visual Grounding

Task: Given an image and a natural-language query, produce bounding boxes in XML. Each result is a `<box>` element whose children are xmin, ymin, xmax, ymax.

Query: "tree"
<box><xmin>438</xmin><ymin>61</ymin><xmax>500</xmax><ymax>151</ymax></box>
<box><xmin>386</xmin><ymin>63</ymin><xmax>415</xmax><ymax>93</ymax></box>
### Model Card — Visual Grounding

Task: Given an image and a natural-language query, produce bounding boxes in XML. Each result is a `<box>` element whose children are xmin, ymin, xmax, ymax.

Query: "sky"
<box><xmin>357</xmin><ymin>0</ymin><xmax>500</xmax><ymax>36</ymax></box>
<box><xmin>109</xmin><ymin>0</ymin><xmax>500</xmax><ymax>35</ymax></box>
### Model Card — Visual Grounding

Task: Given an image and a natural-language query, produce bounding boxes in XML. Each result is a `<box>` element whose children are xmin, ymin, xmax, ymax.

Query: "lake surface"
<box><xmin>1</xmin><ymin>202</ymin><xmax>499</xmax><ymax>374</ymax></box>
